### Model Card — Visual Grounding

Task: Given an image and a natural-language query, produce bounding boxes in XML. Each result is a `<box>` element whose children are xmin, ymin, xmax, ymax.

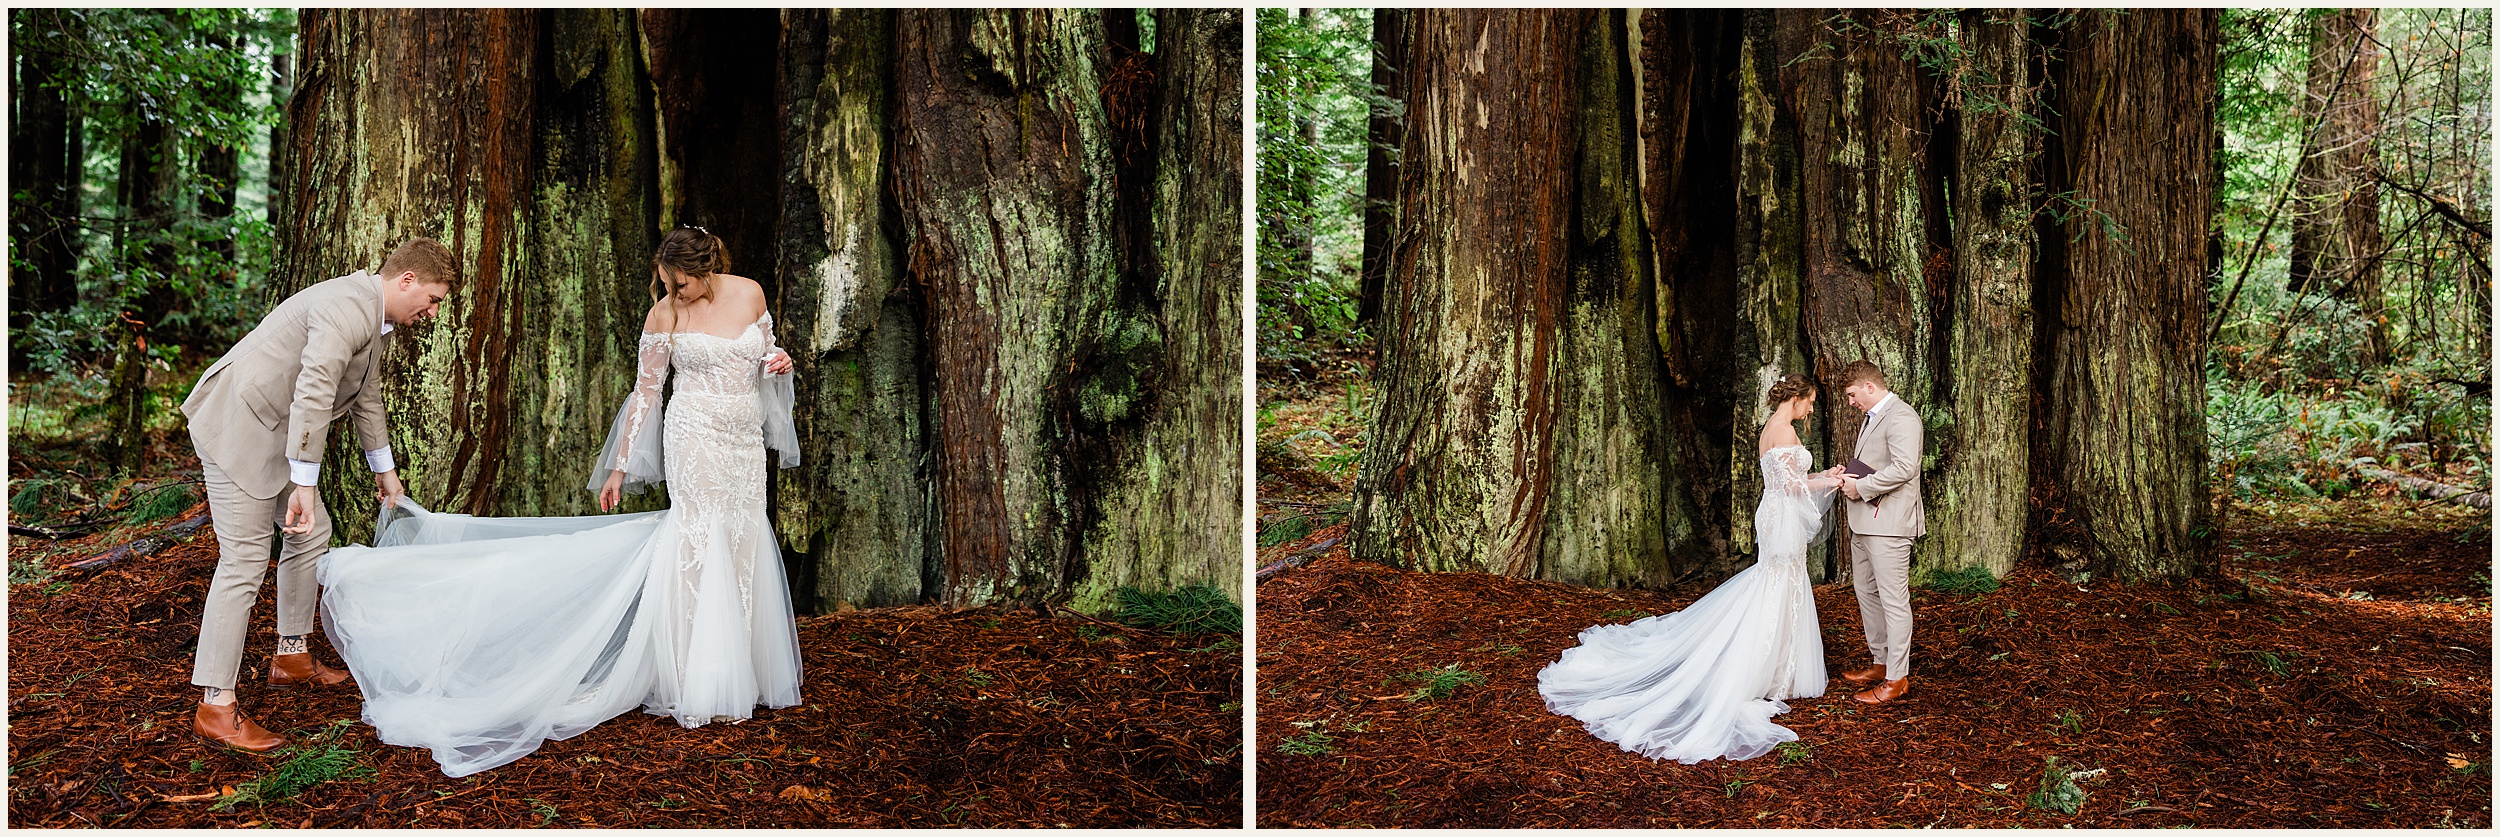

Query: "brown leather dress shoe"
<box><xmin>1839</xmin><ymin>664</ymin><xmax>1887</xmax><ymax>685</ymax></box>
<box><xmin>268</xmin><ymin>653</ymin><xmax>353</xmax><ymax>688</ymax></box>
<box><xmin>195</xmin><ymin>702</ymin><xmax>287</xmax><ymax>753</ymax></box>
<box><xmin>1853</xmin><ymin>677</ymin><xmax>1910</xmax><ymax>704</ymax></box>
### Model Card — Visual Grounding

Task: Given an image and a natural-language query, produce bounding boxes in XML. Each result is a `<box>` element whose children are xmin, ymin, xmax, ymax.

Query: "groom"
<box><xmin>180</xmin><ymin>238</ymin><xmax>455</xmax><ymax>752</ymax></box>
<box><xmin>1833</xmin><ymin>359</ymin><xmax>1924</xmax><ymax>705</ymax></box>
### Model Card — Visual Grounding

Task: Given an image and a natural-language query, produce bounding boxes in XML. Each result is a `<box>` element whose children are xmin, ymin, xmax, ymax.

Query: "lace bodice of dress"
<box><xmin>614</xmin><ymin>312</ymin><xmax>779</xmax><ymax>695</ymax></box>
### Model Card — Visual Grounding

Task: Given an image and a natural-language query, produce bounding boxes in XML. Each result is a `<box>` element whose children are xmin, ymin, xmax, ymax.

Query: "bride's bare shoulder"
<box><xmin>713</xmin><ymin>274</ymin><xmax>769</xmax><ymax>318</ymax></box>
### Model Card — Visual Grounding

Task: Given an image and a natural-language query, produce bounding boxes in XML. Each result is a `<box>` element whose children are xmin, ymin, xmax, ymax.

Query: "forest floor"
<box><xmin>1252</xmin><ymin>361</ymin><xmax>2492</xmax><ymax>828</ymax></box>
<box><xmin>7</xmin><ymin>435</ymin><xmax>1243</xmax><ymax>828</ymax></box>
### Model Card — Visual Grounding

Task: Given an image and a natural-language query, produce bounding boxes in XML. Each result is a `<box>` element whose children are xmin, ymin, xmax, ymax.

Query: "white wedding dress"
<box><xmin>318</xmin><ymin>313</ymin><xmax>804</xmax><ymax>777</ymax></box>
<box><xmin>1537</xmin><ymin>445</ymin><xmax>1835</xmax><ymax>763</ymax></box>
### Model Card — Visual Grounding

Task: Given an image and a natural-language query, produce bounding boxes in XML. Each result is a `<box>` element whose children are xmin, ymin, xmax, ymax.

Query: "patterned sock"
<box><xmin>202</xmin><ymin>686</ymin><xmax>236</xmax><ymax>706</ymax></box>
<box><xmin>275</xmin><ymin>635</ymin><xmax>308</xmax><ymax>656</ymax></box>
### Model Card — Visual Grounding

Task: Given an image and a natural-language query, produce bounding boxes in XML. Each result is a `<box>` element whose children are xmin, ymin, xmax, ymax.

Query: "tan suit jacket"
<box><xmin>181</xmin><ymin>272</ymin><xmax>392</xmax><ymax>500</ymax></box>
<box><xmin>1844</xmin><ymin>394</ymin><xmax>1927</xmax><ymax>537</ymax></box>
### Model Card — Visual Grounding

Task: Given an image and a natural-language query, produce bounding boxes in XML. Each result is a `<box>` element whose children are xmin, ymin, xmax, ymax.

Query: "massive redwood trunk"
<box><xmin>1354</xmin><ymin>9</ymin><xmax>1686</xmax><ymax>585</ymax></box>
<box><xmin>280</xmin><ymin>9</ymin><xmax>659</xmax><ymax>538</ymax></box>
<box><xmin>1349</xmin><ymin>9</ymin><xmax>2213</xmax><ymax>588</ymax></box>
<box><xmin>2037</xmin><ymin>8</ymin><xmax>2218</xmax><ymax>581</ymax></box>
<box><xmin>280</xmin><ymin>10</ymin><xmax>1240</xmax><ymax>609</ymax></box>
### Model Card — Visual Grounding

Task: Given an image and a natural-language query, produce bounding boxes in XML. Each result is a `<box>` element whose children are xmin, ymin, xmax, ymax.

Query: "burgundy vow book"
<box><xmin>1841</xmin><ymin>458</ymin><xmax>1880</xmax><ymax>509</ymax></box>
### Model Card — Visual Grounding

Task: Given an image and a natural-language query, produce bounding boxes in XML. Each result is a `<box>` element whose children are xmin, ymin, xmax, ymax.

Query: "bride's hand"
<box><xmin>761</xmin><ymin>350</ymin><xmax>794</xmax><ymax>376</ymax></box>
<box><xmin>598</xmin><ymin>472</ymin><xmax>624</xmax><ymax>512</ymax></box>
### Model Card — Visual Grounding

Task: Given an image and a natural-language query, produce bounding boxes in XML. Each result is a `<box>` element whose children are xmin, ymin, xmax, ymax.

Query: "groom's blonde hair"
<box><xmin>381</xmin><ymin>238</ymin><xmax>459</xmax><ymax>288</ymax></box>
<box><xmin>1841</xmin><ymin>360</ymin><xmax>1886</xmax><ymax>389</ymax></box>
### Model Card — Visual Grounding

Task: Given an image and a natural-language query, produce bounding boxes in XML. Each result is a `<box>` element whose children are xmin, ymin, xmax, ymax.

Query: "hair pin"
<box><xmin>683</xmin><ymin>223</ymin><xmax>711</xmax><ymax>236</ymax></box>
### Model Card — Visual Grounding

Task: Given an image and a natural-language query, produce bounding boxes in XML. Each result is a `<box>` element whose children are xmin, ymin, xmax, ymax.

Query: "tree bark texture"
<box><xmin>1928</xmin><ymin>10</ymin><xmax>2038</xmax><ymax>578</ymax></box>
<box><xmin>282</xmin><ymin>9</ymin><xmax>660</xmax><ymax>542</ymax></box>
<box><xmin>1643</xmin><ymin>9</ymin><xmax>1757</xmax><ymax>582</ymax></box>
<box><xmin>280</xmin><ymin>9</ymin><xmax>1240</xmax><ymax>609</ymax></box>
<box><xmin>774</xmin><ymin>8</ymin><xmax>932</xmax><ymax>610</ymax></box>
<box><xmin>1353</xmin><ymin>9</ymin><xmax>2213</xmax><ymax>588</ymax></box>
<box><xmin>890</xmin><ymin>9</ymin><xmax>1113</xmax><ymax>608</ymax></box>
<box><xmin>1352</xmin><ymin>9</ymin><xmax>1636</xmax><ymax>581</ymax></box>
<box><xmin>1077</xmin><ymin>8</ymin><xmax>1245</xmax><ymax>605</ymax></box>
<box><xmin>2039</xmin><ymin>8</ymin><xmax>2217</xmax><ymax>580</ymax></box>
<box><xmin>2285</xmin><ymin>8</ymin><xmax>2386</xmax><ymax>363</ymax></box>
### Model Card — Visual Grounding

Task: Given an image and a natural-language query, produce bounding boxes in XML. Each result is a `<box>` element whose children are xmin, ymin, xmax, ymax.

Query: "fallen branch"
<box><xmin>1256</xmin><ymin>536</ymin><xmax>1344</xmax><ymax>584</ymax></box>
<box><xmin>60</xmin><ymin>513</ymin><xmax>212</xmax><ymax>573</ymax></box>
<box><xmin>2116</xmin><ymin>805</ymin><xmax>2179</xmax><ymax>816</ymax></box>
<box><xmin>2353</xmin><ymin>463</ymin><xmax>2489</xmax><ymax>509</ymax></box>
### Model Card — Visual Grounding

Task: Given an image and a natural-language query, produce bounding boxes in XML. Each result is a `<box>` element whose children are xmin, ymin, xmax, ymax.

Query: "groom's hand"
<box><xmin>376</xmin><ymin>470</ymin><xmax>406</xmax><ymax>508</ymax></box>
<box><xmin>283</xmin><ymin>485</ymin><xmax>321</xmax><ymax>534</ymax></box>
<box><xmin>1839</xmin><ymin>476</ymin><xmax>1863</xmax><ymax>500</ymax></box>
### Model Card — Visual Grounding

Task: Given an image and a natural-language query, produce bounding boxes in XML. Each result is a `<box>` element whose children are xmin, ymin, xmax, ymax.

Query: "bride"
<box><xmin>317</xmin><ymin>226</ymin><xmax>805</xmax><ymax>777</ymax></box>
<box><xmin>1537</xmin><ymin>374</ymin><xmax>1840</xmax><ymax>764</ymax></box>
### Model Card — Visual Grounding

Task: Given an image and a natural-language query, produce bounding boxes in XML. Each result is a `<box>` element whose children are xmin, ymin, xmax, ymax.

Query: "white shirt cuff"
<box><xmin>287</xmin><ymin>458</ymin><xmax>320</xmax><ymax>487</ymax></box>
<box><xmin>366</xmin><ymin>446</ymin><xmax>396</xmax><ymax>474</ymax></box>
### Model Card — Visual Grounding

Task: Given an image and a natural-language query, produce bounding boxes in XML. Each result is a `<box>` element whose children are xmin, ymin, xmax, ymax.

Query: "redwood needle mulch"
<box><xmin>1253</xmin><ymin>506</ymin><xmax>2492</xmax><ymax>828</ymax></box>
<box><xmin>7</xmin><ymin>508</ymin><xmax>1243</xmax><ymax>828</ymax></box>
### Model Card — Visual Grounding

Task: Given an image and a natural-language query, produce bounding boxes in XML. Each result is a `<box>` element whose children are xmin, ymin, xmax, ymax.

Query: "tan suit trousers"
<box><xmin>191</xmin><ymin>456</ymin><xmax>333</xmax><ymax>690</ymax></box>
<box><xmin>1850</xmin><ymin>532</ymin><xmax>1915</xmax><ymax>678</ymax></box>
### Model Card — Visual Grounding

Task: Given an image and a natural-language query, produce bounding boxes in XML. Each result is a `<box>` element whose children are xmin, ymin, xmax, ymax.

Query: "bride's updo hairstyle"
<box><xmin>650</xmin><ymin>225</ymin><xmax>728</xmax><ymax>331</ymax></box>
<box><xmin>1764</xmin><ymin>374</ymin><xmax>1816</xmax><ymax>409</ymax></box>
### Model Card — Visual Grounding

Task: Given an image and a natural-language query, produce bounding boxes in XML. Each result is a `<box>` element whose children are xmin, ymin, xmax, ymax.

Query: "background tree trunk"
<box><xmin>10</xmin><ymin>11</ymin><xmax>82</xmax><ymax>338</ymax></box>
<box><xmin>1355</xmin><ymin>8</ymin><xmax>1405</xmax><ymax>328</ymax></box>
<box><xmin>1353</xmin><ymin>9</ymin><xmax>2216</xmax><ymax>591</ymax></box>
<box><xmin>1927</xmin><ymin>10</ymin><xmax>2038</xmax><ymax>579</ymax></box>
<box><xmin>774</xmin><ymin>8</ymin><xmax>933</xmax><ymax>611</ymax></box>
<box><xmin>1077</xmin><ymin>8</ymin><xmax>1245</xmax><ymax>605</ymax></box>
<box><xmin>266</xmin><ymin>49</ymin><xmax>291</xmax><ymax>229</ymax></box>
<box><xmin>2285</xmin><ymin>8</ymin><xmax>2386</xmax><ymax>364</ymax></box>
<box><xmin>892</xmin><ymin>9</ymin><xmax>1121</xmax><ymax>607</ymax></box>
<box><xmin>282</xmin><ymin>9</ymin><xmax>659</xmax><ymax>541</ymax></box>
<box><xmin>200</xmin><ymin>32</ymin><xmax>243</xmax><ymax>267</ymax></box>
<box><xmin>2038</xmin><ymin>8</ymin><xmax>2217</xmax><ymax>581</ymax></box>
<box><xmin>1351</xmin><ymin>9</ymin><xmax>1630</xmax><ymax>580</ymax></box>
<box><xmin>1770</xmin><ymin>11</ymin><xmax>1951</xmax><ymax>584</ymax></box>
<box><xmin>1643</xmin><ymin>9</ymin><xmax>1755</xmax><ymax>582</ymax></box>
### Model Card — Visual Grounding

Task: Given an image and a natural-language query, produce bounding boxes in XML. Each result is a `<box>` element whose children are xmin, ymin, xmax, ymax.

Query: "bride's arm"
<box><xmin>586</xmin><ymin>331</ymin><xmax>673</xmax><ymax>500</ymax></box>
<box><xmin>756</xmin><ymin>314</ymin><xmax>802</xmax><ymax>469</ymax></box>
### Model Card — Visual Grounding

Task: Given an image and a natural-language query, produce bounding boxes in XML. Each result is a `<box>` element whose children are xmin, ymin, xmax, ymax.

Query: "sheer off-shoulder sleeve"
<box><xmin>756</xmin><ymin>314</ymin><xmax>800</xmax><ymax>469</ymax></box>
<box><xmin>1774</xmin><ymin>447</ymin><xmax>1839</xmax><ymax>498</ymax></box>
<box><xmin>586</xmin><ymin>332</ymin><xmax>672</xmax><ymax>494</ymax></box>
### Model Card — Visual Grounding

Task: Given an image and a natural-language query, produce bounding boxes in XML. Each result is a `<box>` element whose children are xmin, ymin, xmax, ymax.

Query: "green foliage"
<box><xmin>1775</xmin><ymin>741</ymin><xmax>1813</xmax><ymax>766</ymax></box>
<box><xmin>1394</xmin><ymin>663</ymin><xmax>1486</xmax><ymax>702</ymax></box>
<box><xmin>1921</xmin><ymin>565</ymin><xmax>2001</xmax><ymax>596</ymax></box>
<box><xmin>1277</xmin><ymin>726</ymin><xmax>1336</xmax><ymax>756</ymax></box>
<box><xmin>2207</xmin><ymin>369</ymin><xmax>2486</xmax><ymax>500</ymax></box>
<box><xmin>1597</xmin><ymin>608</ymin><xmax>1652</xmax><ymax>621</ymax></box>
<box><xmin>1256</xmin><ymin>8</ymin><xmax>1379</xmax><ymax>366</ymax></box>
<box><xmin>126</xmin><ymin>481</ymin><xmax>201</xmax><ymax>526</ymax></box>
<box><xmin>1256</xmin><ymin>514</ymin><xmax>1312</xmax><ymax>548</ymax></box>
<box><xmin>2027</xmin><ymin>756</ymin><xmax>2088</xmax><ymax>814</ymax></box>
<box><xmin>1113</xmin><ymin>584</ymin><xmax>1242</xmax><ymax>635</ymax></box>
<box><xmin>9</xmin><ymin>9</ymin><xmax>294</xmax><ymax>375</ymax></box>
<box><xmin>2210</xmin><ymin>8</ymin><xmax>2491</xmax><ymax>495</ymax></box>
<box><xmin>2051</xmin><ymin>708</ymin><xmax>2084</xmax><ymax>735</ymax></box>
<box><xmin>212</xmin><ymin>720</ymin><xmax>374</xmax><ymax>810</ymax></box>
